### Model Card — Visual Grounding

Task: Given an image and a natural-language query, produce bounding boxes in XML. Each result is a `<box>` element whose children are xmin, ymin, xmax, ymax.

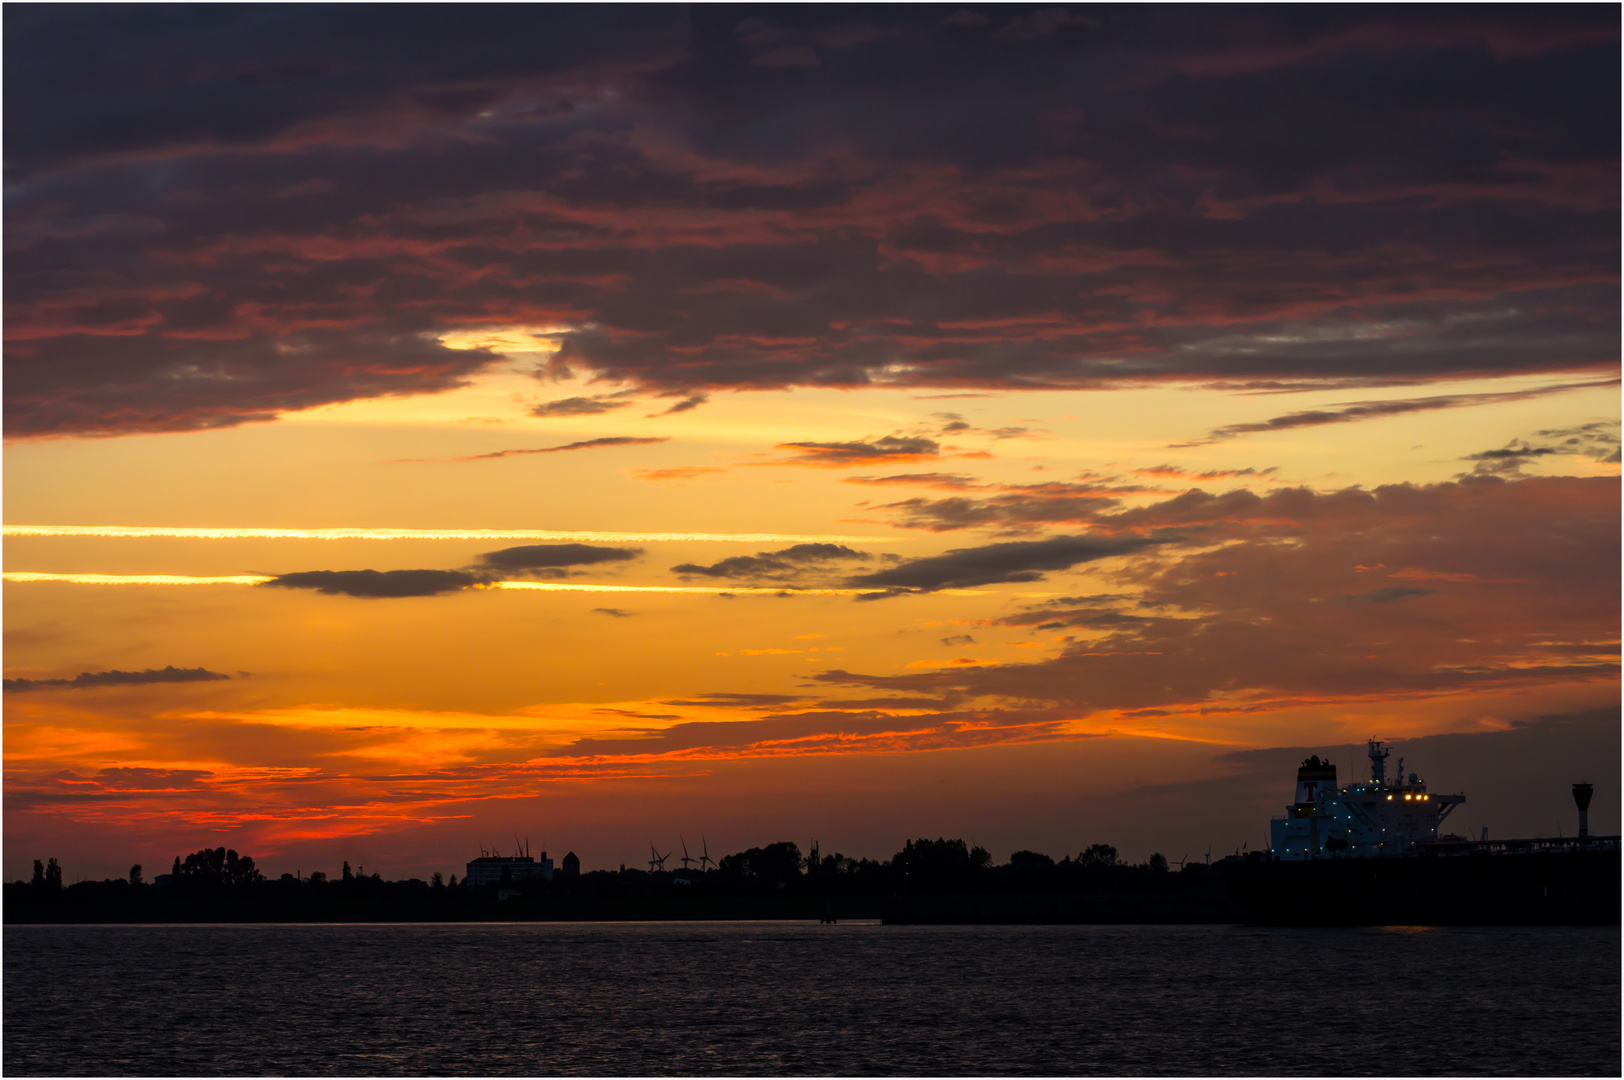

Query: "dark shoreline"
<box><xmin>8</xmin><ymin>850</ymin><xmax>1618</xmax><ymax>927</ymax></box>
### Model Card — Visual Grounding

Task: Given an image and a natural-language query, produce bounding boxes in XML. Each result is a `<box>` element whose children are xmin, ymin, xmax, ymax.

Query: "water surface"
<box><xmin>5</xmin><ymin>922</ymin><xmax>1617</xmax><ymax>1075</ymax></box>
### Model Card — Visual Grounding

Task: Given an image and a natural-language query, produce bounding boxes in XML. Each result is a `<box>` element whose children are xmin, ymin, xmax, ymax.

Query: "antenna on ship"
<box><xmin>1368</xmin><ymin>737</ymin><xmax>1390</xmax><ymax>786</ymax></box>
<box><xmin>699</xmin><ymin>835</ymin><xmax>716</xmax><ymax>872</ymax></box>
<box><xmin>679</xmin><ymin>838</ymin><xmax>696</xmax><ymax>871</ymax></box>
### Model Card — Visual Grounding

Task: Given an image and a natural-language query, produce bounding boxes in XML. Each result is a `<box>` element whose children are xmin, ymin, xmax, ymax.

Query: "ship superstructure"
<box><xmin>1269</xmin><ymin>739</ymin><xmax>1464</xmax><ymax>860</ymax></box>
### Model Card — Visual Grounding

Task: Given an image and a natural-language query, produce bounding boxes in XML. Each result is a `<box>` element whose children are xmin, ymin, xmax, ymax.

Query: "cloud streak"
<box><xmin>445</xmin><ymin>436</ymin><xmax>669</xmax><ymax>462</ymax></box>
<box><xmin>1174</xmin><ymin>378</ymin><xmax>1619</xmax><ymax>447</ymax></box>
<box><xmin>849</xmin><ymin>534</ymin><xmax>1166</xmax><ymax>595</ymax></box>
<box><xmin>529</xmin><ymin>395</ymin><xmax>635</xmax><ymax>417</ymax></box>
<box><xmin>4</xmin><ymin>666</ymin><xmax>232</xmax><ymax>693</ymax></box>
<box><xmin>773</xmin><ymin>436</ymin><xmax>941</xmax><ymax>467</ymax></box>
<box><xmin>671</xmin><ymin>543</ymin><xmax>871</xmax><ymax>582</ymax></box>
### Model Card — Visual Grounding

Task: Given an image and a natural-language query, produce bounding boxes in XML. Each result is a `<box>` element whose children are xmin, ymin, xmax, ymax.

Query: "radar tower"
<box><xmin>1367</xmin><ymin>738</ymin><xmax>1390</xmax><ymax>786</ymax></box>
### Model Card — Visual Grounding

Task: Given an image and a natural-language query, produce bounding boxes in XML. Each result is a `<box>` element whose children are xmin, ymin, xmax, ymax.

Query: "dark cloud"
<box><xmin>6</xmin><ymin>8</ymin><xmax>1618</xmax><ymax>435</ymax></box>
<box><xmin>529</xmin><ymin>394</ymin><xmax>634</xmax><ymax>417</ymax></box>
<box><xmin>478</xmin><ymin>543</ymin><xmax>640</xmax><ymax>576</ymax></box>
<box><xmin>941</xmin><ymin>634</ymin><xmax>977</xmax><ymax>646</ymax></box>
<box><xmin>6</xmin><ymin>331</ymin><xmax>491</xmax><ymax>438</ymax></box>
<box><xmin>1463</xmin><ymin>421</ymin><xmax>1622</xmax><ymax>476</ymax></box>
<box><xmin>260</xmin><ymin>569</ymin><xmax>482</xmax><ymax>598</ymax></box>
<box><xmin>930</xmin><ymin>413</ymin><xmax>1036</xmax><ymax>440</ymax></box>
<box><xmin>873</xmin><ymin>479</ymin><xmax>1152</xmax><ymax>533</ymax></box>
<box><xmin>1340</xmin><ymin>586</ymin><xmax>1434</xmax><ymax>604</ymax></box>
<box><xmin>817</xmin><ymin>475</ymin><xmax>1620</xmax><ymax>711</ymax></box>
<box><xmin>591</xmin><ymin>607</ymin><xmax>633</xmax><ymax>617</ymax></box>
<box><xmin>449</xmin><ymin>437</ymin><xmax>669</xmax><ymax>461</ymax></box>
<box><xmin>647</xmin><ymin>394</ymin><xmax>708</xmax><ymax>416</ymax></box>
<box><xmin>774</xmin><ymin>436</ymin><xmax>941</xmax><ymax>467</ymax></box>
<box><xmin>4</xmin><ymin>665</ymin><xmax>231</xmax><ymax>692</ymax></box>
<box><xmin>1463</xmin><ymin>442</ymin><xmax>1564</xmax><ymax>477</ymax></box>
<box><xmin>998</xmin><ymin>594</ymin><xmax>1160</xmax><ymax>631</ymax></box>
<box><xmin>1538</xmin><ymin>421</ymin><xmax>1621</xmax><ymax>456</ymax></box>
<box><xmin>849</xmin><ymin>534</ymin><xmax>1165</xmax><ymax>595</ymax></box>
<box><xmin>672</xmin><ymin>542</ymin><xmax>870</xmax><ymax>581</ymax></box>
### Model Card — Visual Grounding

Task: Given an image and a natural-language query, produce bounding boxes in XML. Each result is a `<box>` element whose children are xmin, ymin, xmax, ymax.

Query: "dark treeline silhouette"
<box><xmin>4</xmin><ymin>838</ymin><xmax>1239</xmax><ymax>924</ymax></box>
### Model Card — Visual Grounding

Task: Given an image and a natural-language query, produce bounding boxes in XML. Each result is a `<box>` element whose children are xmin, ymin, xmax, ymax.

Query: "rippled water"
<box><xmin>5</xmin><ymin>922</ymin><xmax>1618</xmax><ymax>1075</ymax></box>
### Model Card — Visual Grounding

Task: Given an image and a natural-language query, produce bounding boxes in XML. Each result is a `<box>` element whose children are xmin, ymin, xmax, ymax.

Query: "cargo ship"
<box><xmin>1225</xmin><ymin>739</ymin><xmax>1620</xmax><ymax>924</ymax></box>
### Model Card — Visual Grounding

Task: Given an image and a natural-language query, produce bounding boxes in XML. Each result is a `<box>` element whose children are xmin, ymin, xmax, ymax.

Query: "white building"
<box><xmin>465</xmin><ymin>852</ymin><xmax>554</xmax><ymax>886</ymax></box>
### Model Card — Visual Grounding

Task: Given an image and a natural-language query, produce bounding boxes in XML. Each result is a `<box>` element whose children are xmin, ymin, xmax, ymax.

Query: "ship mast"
<box><xmin>1367</xmin><ymin>738</ymin><xmax>1390</xmax><ymax>787</ymax></box>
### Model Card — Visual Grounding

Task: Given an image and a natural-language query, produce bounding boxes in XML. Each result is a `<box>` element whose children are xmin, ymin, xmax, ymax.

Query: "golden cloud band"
<box><xmin>4</xmin><ymin>525</ymin><xmax>893</xmax><ymax>543</ymax></box>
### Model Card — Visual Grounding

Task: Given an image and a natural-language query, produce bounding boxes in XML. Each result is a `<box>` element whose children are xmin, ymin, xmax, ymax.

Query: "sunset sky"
<box><xmin>5</xmin><ymin>5</ymin><xmax>1619</xmax><ymax>882</ymax></box>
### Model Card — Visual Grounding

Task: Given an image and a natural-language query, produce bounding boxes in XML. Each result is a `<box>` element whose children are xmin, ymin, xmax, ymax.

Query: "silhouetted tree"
<box><xmin>448</xmin><ymin>873</ymin><xmax>458</xmax><ymax>887</ymax></box>
<box><xmin>718</xmin><ymin>842</ymin><xmax>803</xmax><ymax>884</ymax></box>
<box><xmin>174</xmin><ymin>847</ymin><xmax>261</xmax><ymax>886</ymax></box>
<box><xmin>173</xmin><ymin>855</ymin><xmax>182</xmax><ymax>877</ymax></box>
<box><xmin>31</xmin><ymin>859</ymin><xmax>44</xmax><ymax>889</ymax></box>
<box><xmin>1008</xmin><ymin>850</ymin><xmax>1056</xmax><ymax>874</ymax></box>
<box><xmin>1148</xmin><ymin>853</ymin><xmax>1169</xmax><ymax>873</ymax></box>
<box><xmin>129</xmin><ymin>864</ymin><xmax>143</xmax><ymax>886</ymax></box>
<box><xmin>45</xmin><ymin>858</ymin><xmax>63</xmax><ymax>890</ymax></box>
<box><xmin>342</xmin><ymin>861</ymin><xmax>354</xmax><ymax>883</ymax></box>
<box><xmin>430</xmin><ymin>872</ymin><xmax>444</xmax><ymax>888</ymax></box>
<box><xmin>892</xmin><ymin>838</ymin><xmax>990</xmax><ymax>889</ymax></box>
<box><xmin>1078</xmin><ymin>843</ymin><xmax>1119</xmax><ymax>868</ymax></box>
<box><xmin>309</xmin><ymin>870</ymin><xmax>327</xmax><ymax>885</ymax></box>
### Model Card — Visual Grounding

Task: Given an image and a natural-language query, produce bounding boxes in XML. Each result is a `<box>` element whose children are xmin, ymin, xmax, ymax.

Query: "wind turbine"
<box><xmin>679</xmin><ymin>838</ymin><xmax>697</xmax><ymax>871</ymax></box>
<box><xmin>699</xmin><ymin>836</ymin><xmax>716</xmax><ymax>872</ymax></box>
<box><xmin>1174</xmin><ymin>853</ymin><xmax>1189</xmax><ymax>870</ymax></box>
<box><xmin>648</xmin><ymin>843</ymin><xmax>670</xmax><ymax>873</ymax></box>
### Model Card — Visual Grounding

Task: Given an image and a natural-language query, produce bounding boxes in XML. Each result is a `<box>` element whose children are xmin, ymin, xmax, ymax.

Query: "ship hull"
<box><xmin>1223</xmin><ymin>849</ymin><xmax>1620</xmax><ymax>925</ymax></box>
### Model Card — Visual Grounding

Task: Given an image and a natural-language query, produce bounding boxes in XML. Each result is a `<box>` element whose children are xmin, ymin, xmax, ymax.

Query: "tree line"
<box><xmin>15</xmin><ymin>837</ymin><xmax>1191</xmax><ymax>901</ymax></box>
